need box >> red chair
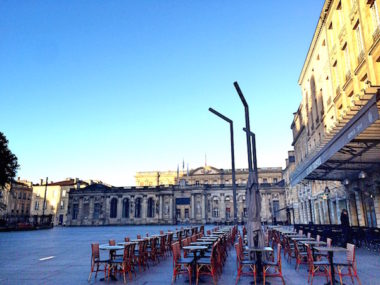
[171,242,193,284]
[336,243,362,285]
[88,243,109,281]
[306,244,330,285]
[196,245,218,285]
[108,244,132,284]
[263,243,285,285]
[294,240,308,270]
[234,243,256,285]
[124,237,130,242]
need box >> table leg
[251,252,270,285]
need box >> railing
[373,26,380,42]
[336,86,341,98]
[357,50,365,65]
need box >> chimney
[40,179,44,185]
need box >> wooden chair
[294,240,308,270]
[108,244,131,284]
[196,245,218,285]
[336,243,362,285]
[234,243,256,285]
[306,244,330,285]
[171,242,193,284]
[263,243,285,285]
[88,243,109,282]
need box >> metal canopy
[290,89,380,186]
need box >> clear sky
[0,0,324,186]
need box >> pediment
[190,166,221,176]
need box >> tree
[0,132,19,211]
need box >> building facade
[290,0,380,227]
[66,183,287,226]
[30,178,89,226]
[66,166,287,226]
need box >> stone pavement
[0,226,379,285]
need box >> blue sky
[0,0,324,186]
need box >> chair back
[122,244,130,261]
[146,232,149,237]
[346,243,355,264]
[91,243,100,261]
[276,243,282,270]
[125,237,130,242]
[160,230,164,235]
[316,234,321,242]
[137,234,141,239]
[109,240,116,246]
[207,230,211,235]
[327,238,332,247]
[306,244,314,270]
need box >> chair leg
[88,270,92,282]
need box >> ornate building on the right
[290,0,380,227]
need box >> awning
[290,88,380,186]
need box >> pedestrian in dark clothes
[341,209,351,247]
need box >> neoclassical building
[66,166,287,226]
[290,0,380,227]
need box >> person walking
[340,209,350,247]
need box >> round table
[245,247,273,285]
[99,245,124,281]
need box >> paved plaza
[0,226,379,285]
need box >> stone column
[313,200,319,224]
[335,195,340,225]
[355,192,366,226]
[78,197,84,224]
[202,193,206,223]
[159,195,163,220]
[190,194,195,221]
[318,200,323,224]
[89,197,94,224]
[374,192,380,228]
[117,197,123,220]
[142,196,147,221]
[220,196,225,222]
[169,195,173,223]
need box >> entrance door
[59,214,63,225]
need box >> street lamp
[208,107,238,226]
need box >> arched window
[147,197,154,218]
[135,198,142,218]
[110,198,118,218]
[122,198,129,218]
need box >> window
[263,178,268,183]
[23,193,26,200]
[110,198,118,218]
[176,209,181,219]
[62,190,66,197]
[72,204,79,220]
[212,207,219,218]
[371,1,380,31]
[34,201,39,211]
[274,178,278,183]
[185,209,189,219]
[243,208,247,217]
[18,192,22,199]
[273,200,280,220]
[93,203,101,219]
[226,207,231,219]
[122,198,130,218]
[344,44,351,74]
[135,198,142,218]
[60,201,64,210]
[147,197,154,218]
[355,22,364,56]
[195,181,200,186]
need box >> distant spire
[187,163,189,176]
[205,153,207,167]
[177,164,179,184]
[182,158,185,171]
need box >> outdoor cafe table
[99,244,124,281]
[291,237,315,242]
[299,241,326,259]
[182,245,208,280]
[314,246,347,285]
[245,246,273,284]
[117,241,137,246]
[190,241,213,247]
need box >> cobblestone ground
[0,226,379,285]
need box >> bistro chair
[88,243,109,282]
[171,242,193,284]
[147,237,159,264]
[109,240,116,246]
[294,240,308,270]
[108,244,131,284]
[234,243,256,285]
[335,243,362,285]
[263,243,285,285]
[306,244,330,285]
[196,244,218,285]
[125,237,130,242]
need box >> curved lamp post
[208,107,238,225]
